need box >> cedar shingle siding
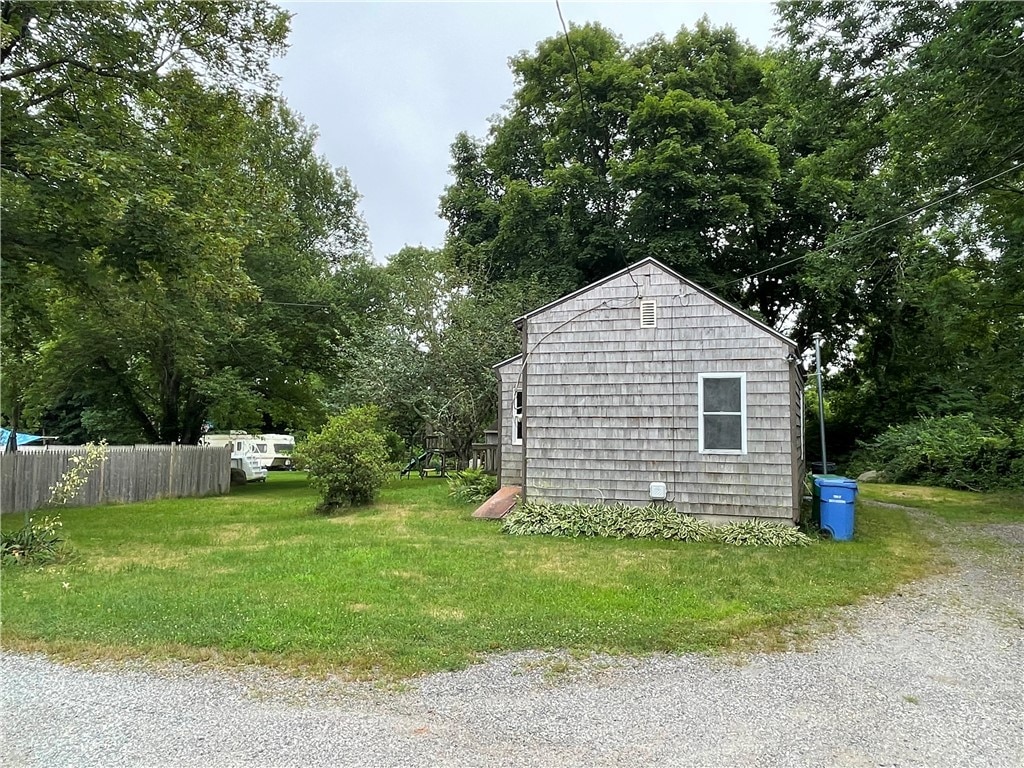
[494,258,803,523]
[495,356,523,487]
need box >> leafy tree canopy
[332,247,554,465]
[777,0,1024,435]
[1,1,376,444]
[439,20,845,348]
[438,6,1022,456]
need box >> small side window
[512,389,523,445]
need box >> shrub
[502,500,810,547]
[294,405,390,512]
[381,429,408,467]
[448,467,498,504]
[855,415,1024,491]
[1,515,68,566]
[2,441,108,566]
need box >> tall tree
[2,1,375,443]
[777,0,1024,434]
[334,248,553,463]
[439,20,843,349]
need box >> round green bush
[294,405,390,512]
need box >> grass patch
[2,474,943,678]
[859,483,1024,524]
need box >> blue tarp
[0,428,45,447]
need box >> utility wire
[554,0,641,298]
[260,300,331,308]
[555,0,593,159]
[713,162,1022,291]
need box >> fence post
[169,443,176,498]
[98,449,107,504]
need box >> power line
[713,162,1022,291]
[555,0,589,136]
[260,300,331,308]
[553,0,641,297]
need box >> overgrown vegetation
[1,475,947,678]
[447,468,498,504]
[502,500,812,547]
[853,415,1024,492]
[293,406,389,512]
[43,441,110,507]
[1,515,67,566]
[1,441,108,566]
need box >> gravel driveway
[3,508,1022,767]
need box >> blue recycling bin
[814,476,858,540]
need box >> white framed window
[512,389,523,445]
[698,373,747,454]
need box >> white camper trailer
[201,431,258,455]
[259,433,296,470]
[230,453,267,483]
[201,432,266,482]
[201,431,294,471]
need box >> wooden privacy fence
[0,445,230,516]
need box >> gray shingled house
[493,257,804,524]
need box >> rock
[857,470,881,483]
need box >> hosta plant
[447,468,498,504]
[502,500,811,547]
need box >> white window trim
[698,372,747,455]
[511,388,523,446]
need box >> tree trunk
[179,389,208,445]
[99,357,160,442]
[4,397,22,454]
[158,380,181,443]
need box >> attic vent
[640,300,657,328]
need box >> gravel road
[3,509,1022,767]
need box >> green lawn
[1,474,974,678]
[858,483,1024,523]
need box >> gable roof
[513,257,796,348]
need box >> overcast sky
[271,1,780,262]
